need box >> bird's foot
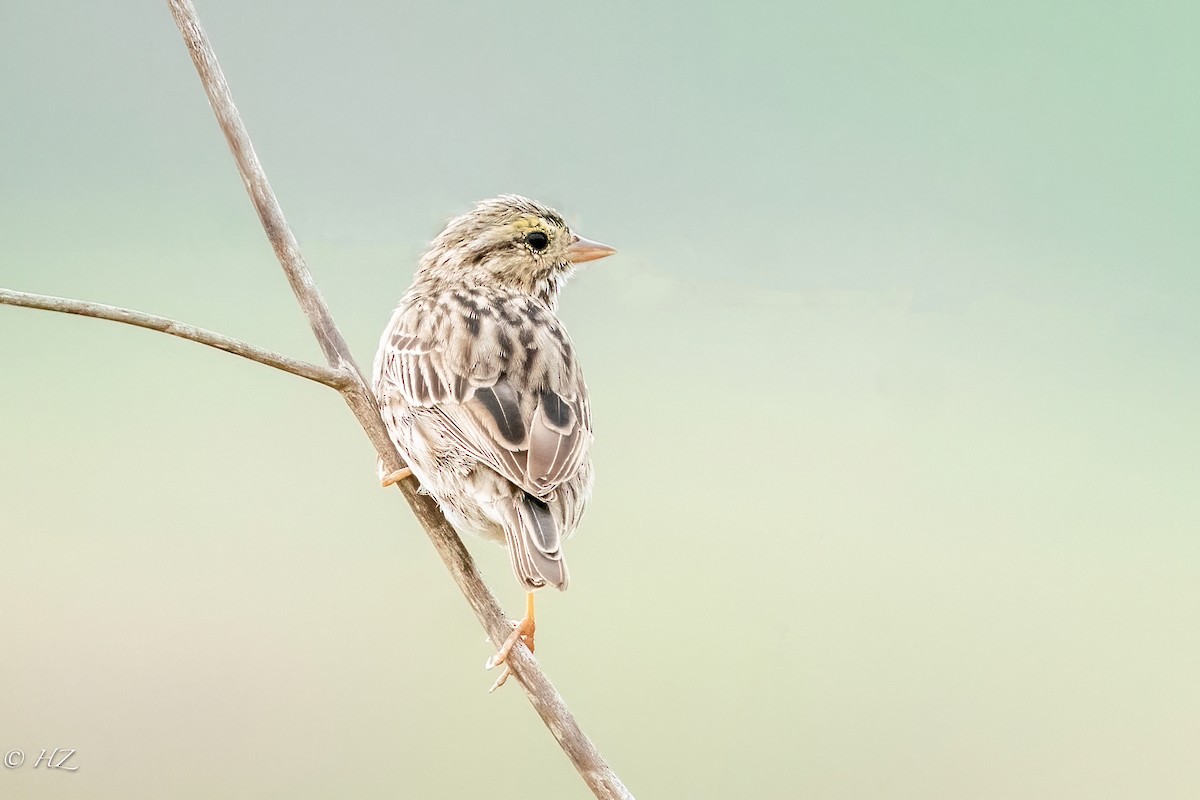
[380,467,412,487]
[485,614,536,693]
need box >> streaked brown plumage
[372,196,614,601]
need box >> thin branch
[166,2,634,798]
[0,287,350,389]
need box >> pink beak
[566,234,617,264]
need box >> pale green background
[2,1,1198,798]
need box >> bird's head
[418,195,615,304]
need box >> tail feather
[504,494,569,591]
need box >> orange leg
[486,592,536,692]
[380,467,413,487]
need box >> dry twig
[0,2,634,798]
[0,288,349,389]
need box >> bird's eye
[526,231,549,252]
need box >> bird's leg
[486,591,536,692]
[380,467,413,487]
[490,591,537,664]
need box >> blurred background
[2,1,1198,797]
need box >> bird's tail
[503,493,569,591]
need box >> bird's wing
[375,294,592,499]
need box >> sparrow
[372,195,615,688]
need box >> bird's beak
[566,234,616,264]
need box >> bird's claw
[488,665,513,693]
[484,616,535,692]
[380,467,412,487]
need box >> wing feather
[374,291,592,499]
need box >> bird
[371,195,615,689]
